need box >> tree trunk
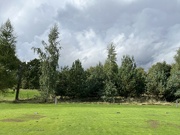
[55,96,57,105]
[15,65,22,101]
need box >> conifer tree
[0,19,19,91]
[103,43,118,102]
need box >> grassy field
[0,103,180,135]
[0,90,180,135]
[0,89,40,101]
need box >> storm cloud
[1,0,180,69]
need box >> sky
[0,0,180,69]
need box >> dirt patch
[147,120,160,129]
[0,114,45,123]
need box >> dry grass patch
[147,120,160,129]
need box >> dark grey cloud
[55,0,180,68]
[0,0,180,69]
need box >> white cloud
[0,0,180,69]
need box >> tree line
[0,19,180,102]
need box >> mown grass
[0,89,40,101]
[0,103,180,135]
[0,90,180,134]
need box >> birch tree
[33,24,61,102]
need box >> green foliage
[135,67,146,97]
[104,43,118,82]
[118,55,137,97]
[146,62,171,99]
[0,19,18,70]
[85,63,106,98]
[174,48,180,70]
[102,80,117,102]
[1,20,179,101]
[103,43,118,101]
[21,59,41,89]
[166,71,180,100]
[166,48,180,101]
[33,24,61,101]
[55,66,70,97]
[0,66,17,91]
[0,19,19,91]
[68,59,86,98]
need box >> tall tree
[0,19,19,92]
[146,62,171,99]
[104,43,118,82]
[135,67,146,97]
[174,48,180,70]
[86,62,106,98]
[118,55,137,97]
[166,48,180,101]
[33,24,61,102]
[103,43,118,102]
[68,59,86,98]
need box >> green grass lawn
[0,89,40,101]
[0,103,180,135]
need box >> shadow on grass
[0,98,44,104]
